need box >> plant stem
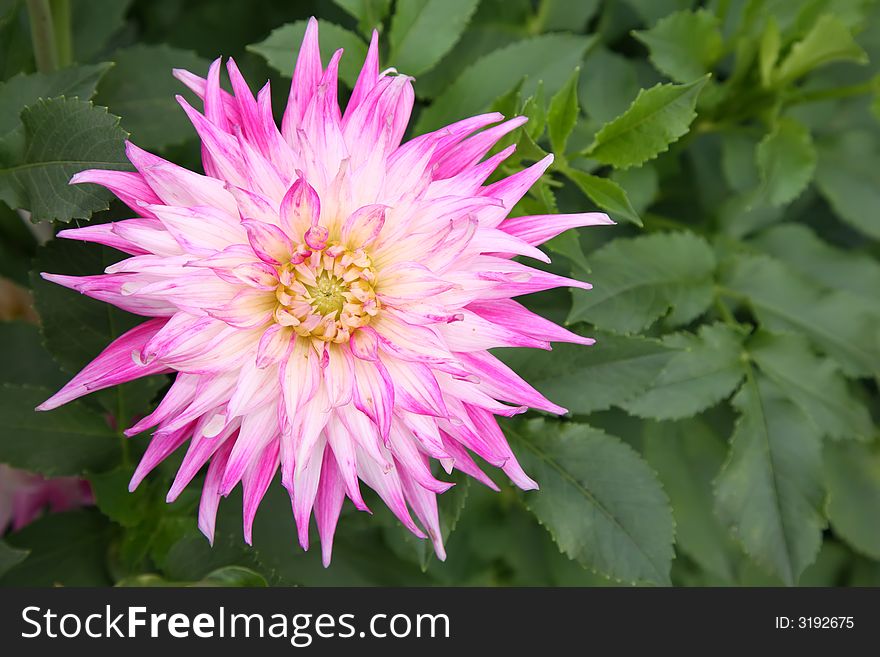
[49,0,72,68]
[785,78,879,106]
[26,0,58,73]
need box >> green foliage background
[1,0,879,587]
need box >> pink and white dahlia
[39,19,611,564]
[0,464,93,533]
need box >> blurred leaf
[389,0,479,77]
[0,510,114,586]
[95,45,209,151]
[0,98,129,223]
[0,63,111,142]
[720,131,760,193]
[71,0,133,63]
[756,119,816,206]
[750,223,880,314]
[496,331,675,415]
[563,167,642,225]
[644,419,739,581]
[333,0,390,36]
[772,14,868,85]
[248,20,367,88]
[0,0,33,80]
[824,441,880,559]
[535,0,600,32]
[622,323,747,421]
[416,33,593,133]
[0,540,28,578]
[580,48,639,123]
[505,418,675,585]
[633,9,723,83]
[568,232,716,332]
[623,0,694,25]
[610,163,658,214]
[723,254,880,377]
[0,384,120,476]
[414,25,520,99]
[814,131,880,240]
[0,201,36,284]
[0,321,64,388]
[715,374,825,586]
[547,67,579,156]
[749,331,874,441]
[586,76,708,169]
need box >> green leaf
[95,45,210,151]
[723,254,880,377]
[197,565,269,587]
[88,465,150,528]
[545,229,590,274]
[547,67,580,156]
[71,0,133,63]
[488,78,523,119]
[0,201,37,285]
[814,131,880,240]
[748,331,874,441]
[824,441,880,559]
[720,131,760,193]
[31,240,165,423]
[585,76,708,169]
[623,0,694,25]
[772,14,868,85]
[389,0,480,76]
[116,565,269,587]
[415,33,593,133]
[505,418,675,585]
[0,0,33,81]
[248,20,367,88]
[622,323,747,421]
[755,119,816,206]
[610,163,658,214]
[535,0,600,32]
[0,63,111,143]
[496,331,675,416]
[750,223,880,314]
[0,540,28,578]
[332,0,390,36]
[644,419,739,581]
[0,321,64,388]
[568,232,716,332]
[580,48,639,124]
[0,384,120,476]
[522,81,546,141]
[715,374,826,586]
[562,167,642,225]
[0,510,114,586]
[633,9,723,83]
[0,98,129,223]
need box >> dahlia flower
[0,464,93,533]
[39,19,611,564]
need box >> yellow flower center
[274,242,379,343]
